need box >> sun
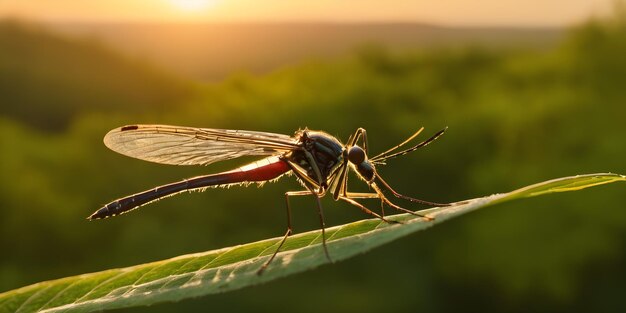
[168,0,217,12]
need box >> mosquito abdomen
[88,157,291,220]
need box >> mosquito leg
[313,194,332,263]
[339,196,399,224]
[370,184,434,221]
[257,190,312,275]
[347,128,367,151]
[375,174,451,207]
[358,128,369,154]
[340,192,387,219]
[257,228,292,275]
[343,191,432,220]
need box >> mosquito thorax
[286,130,344,188]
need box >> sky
[0,0,615,27]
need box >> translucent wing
[103,124,300,166]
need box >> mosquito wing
[103,124,300,166]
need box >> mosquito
[88,124,449,274]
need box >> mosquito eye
[348,146,366,164]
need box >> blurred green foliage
[1,8,625,313]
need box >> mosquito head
[347,146,375,182]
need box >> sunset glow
[0,0,615,26]
[168,0,217,12]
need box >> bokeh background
[1,1,625,312]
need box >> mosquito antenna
[371,127,447,163]
[370,127,424,161]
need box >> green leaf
[1,173,624,313]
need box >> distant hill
[0,20,564,131]
[48,22,564,80]
[0,20,192,131]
